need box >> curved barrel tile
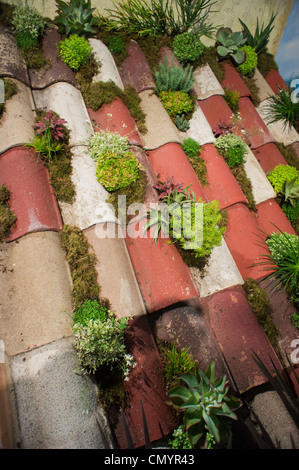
[153,305,230,387]
[87,97,143,146]
[146,142,207,202]
[256,198,297,237]
[243,146,276,204]
[0,27,29,85]
[29,27,77,89]
[159,46,180,67]
[190,237,244,298]
[59,146,116,231]
[238,96,275,149]
[256,98,299,146]
[264,69,289,94]
[0,231,72,355]
[252,68,274,103]
[83,223,146,319]
[223,203,272,280]
[222,62,252,99]
[200,144,248,209]
[289,142,299,161]
[118,40,155,93]
[33,82,93,146]
[198,95,233,130]
[139,90,182,149]
[185,105,216,146]
[200,285,283,394]
[0,147,63,241]
[0,79,35,155]
[193,64,224,100]
[125,217,199,313]
[88,38,124,90]
[113,315,178,448]
[252,143,288,174]
[130,146,159,206]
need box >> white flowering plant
[73,311,135,379]
[88,129,129,159]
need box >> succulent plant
[54,0,99,37]
[167,360,241,446]
[280,178,299,207]
[216,27,247,64]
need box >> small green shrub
[73,312,135,378]
[154,58,195,95]
[11,4,46,40]
[169,425,193,449]
[175,114,190,132]
[214,133,247,168]
[59,35,93,71]
[15,31,38,49]
[108,36,124,54]
[96,150,140,192]
[159,90,194,117]
[182,137,201,158]
[173,32,205,63]
[267,164,299,194]
[282,201,299,223]
[73,299,107,327]
[88,130,129,159]
[238,45,258,75]
[26,135,63,164]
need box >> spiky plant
[263,87,299,131]
[154,57,195,95]
[239,12,277,55]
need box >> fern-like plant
[154,58,195,95]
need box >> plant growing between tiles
[0,184,17,241]
[0,78,18,119]
[59,35,93,71]
[54,0,99,37]
[181,138,209,187]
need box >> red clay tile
[265,69,288,94]
[198,95,233,130]
[0,147,63,241]
[159,46,180,67]
[125,217,199,313]
[152,304,230,386]
[222,62,252,99]
[256,199,297,237]
[257,278,299,361]
[87,97,143,146]
[200,143,248,209]
[118,40,155,92]
[112,315,178,448]
[238,96,275,149]
[29,27,77,89]
[200,285,283,393]
[252,143,287,174]
[223,203,271,280]
[146,143,207,202]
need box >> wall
[4,0,294,55]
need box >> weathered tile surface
[89,38,124,89]
[264,69,288,94]
[193,64,224,100]
[184,105,216,146]
[0,79,35,155]
[243,146,276,204]
[29,27,77,89]
[198,95,233,131]
[252,143,288,174]
[238,96,275,149]
[0,147,63,241]
[0,27,29,85]
[222,62,252,99]
[118,40,155,92]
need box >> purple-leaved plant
[34,110,67,141]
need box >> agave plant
[216,27,247,64]
[54,0,99,37]
[167,360,241,446]
[239,12,277,55]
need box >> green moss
[243,278,280,356]
[231,164,257,211]
[187,154,209,187]
[223,88,239,113]
[275,142,299,171]
[107,169,147,224]
[59,225,105,308]
[96,29,130,67]
[0,184,17,241]
[75,55,100,86]
[131,34,173,73]
[0,78,18,119]
[20,43,50,70]
[81,80,147,134]
[240,72,261,106]
[257,52,279,78]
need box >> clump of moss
[59,225,102,308]
[0,78,18,118]
[223,88,239,113]
[231,164,257,211]
[0,184,17,241]
[80,80,147,134]
[20,42,50,70]
[275,142,299,171]
[257,52,279,78]
[107,169,147,225]
[243,278,280,354]
[240,72,261,107]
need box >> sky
[275,0,299,83]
